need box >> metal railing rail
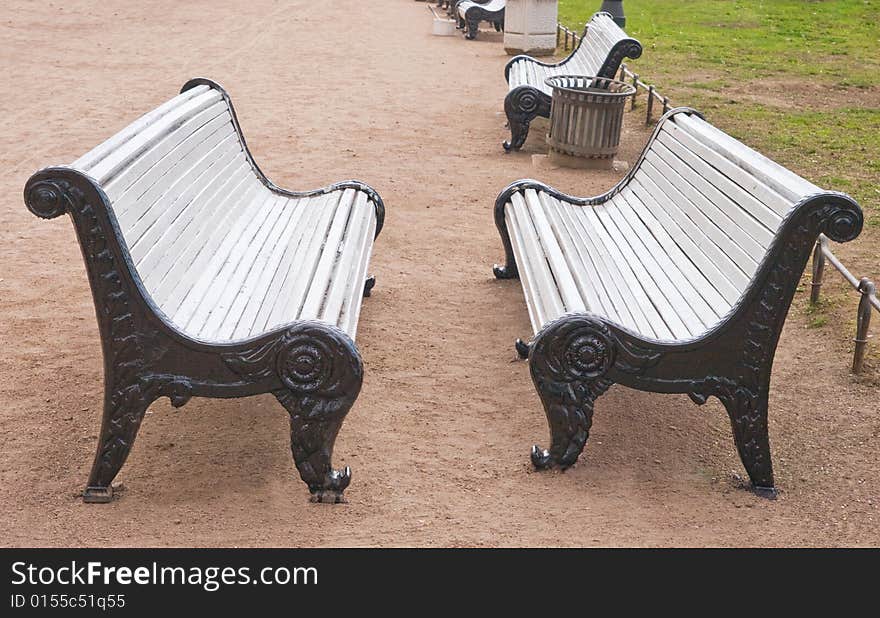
[556,24,669,125]
[810,234,878,373]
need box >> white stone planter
[432,17,457,36]
[503,0,558,56]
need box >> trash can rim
[544,75,636,98]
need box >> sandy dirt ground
[1,1,877,547]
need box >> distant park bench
[456,0,505,40]
[503,12,642,150]
[24,78,385,504]
[492,107,863,497]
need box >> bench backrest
[67,83,274,309]
[573,12,641,78]
[70,83,256,271]
[478,0,505,11]
[620,109,822,302]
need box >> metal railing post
[646,85,655,124]
[810,238,826,305]
[854,278,875,374]
[631,73,639,109]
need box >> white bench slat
[230,197,310,340]
[320,192,372,325]
[72,85,210,172]
[248,195,326,336]
[87,90,224,185]
[526,190,587,314]
[182,192,282,338]
[262,193,341,333]
[339,207,377,339]
[126,135,242,262]
[548,199,623,324]
[299,189,358,321]
[166,183,269,323]
[600,197,704,337]
[115,113,238,232]
[564,203,643,334]
[649,140,768,262]
[655,128,780,241]
[628,176,742,306]
[135,151,248,274]
[641,156,755,286]
[662,119,789,224]
[506,202,543,333]
[562,200,640,330]
[675,114,820,205]
[195,193,290,340]
[614,189,725,324]
[510,192,567,327]
[145,168,256,305]
[576,204,671,340]
[211,196,304,341]
[104,105,231,205]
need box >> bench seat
[503,12,642,150]
[25,78,385,504]
[493,107,863,497]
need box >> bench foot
[493,263,518,279]
[503,87,550,151]
[751,485,778,500]
[271,322,363,503]
[515,338,530,359]
[363,276,376,298]
[83,486,114,503]
[309,468,351,504]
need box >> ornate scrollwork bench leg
[689,382,774,498]
[527,317,621,469]
[85,373,192,503]
[225,322,362,504]
[465,14,480,39]
[503,86,551,151]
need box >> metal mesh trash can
[544,75,635,169]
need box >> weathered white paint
[502,113,820,342]
[67,88,378,343]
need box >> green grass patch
[559,0,880,86]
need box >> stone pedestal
[503,0,558,56]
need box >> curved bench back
[622,109,823,303]
[70,84,259,287]
[572,12,641,78]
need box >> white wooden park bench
[492,107,864,497]
[24,78,385,504]
[456,0,505,40]
[503,12,642,150]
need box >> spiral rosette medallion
[818,197,863,243]
[562,330,615,380]
[24,178,74,219]
[515,88,540,115]
[531,316,617,384]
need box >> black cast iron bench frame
[492,108,863,497]
[24,78,386,504]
